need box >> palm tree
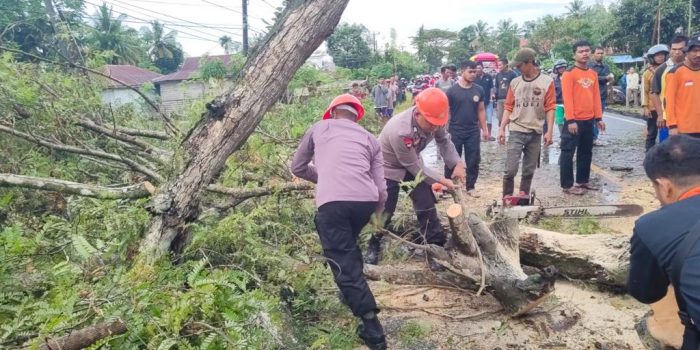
[88,4,144,65]
[142,21,183,73]
[218,35,240,55]
[473,20,491,51]
[566,0,585,17]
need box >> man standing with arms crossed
[291,94,387,350]
[475,62,496,140]
[365,88,466,271]
[495,58,518,128]
[666,34,700,138]
[589,47,613,146]
[446,60,490,197]
[498,48,555,201]
[560,40,605,196]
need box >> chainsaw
[485,190,644,223]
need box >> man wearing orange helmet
[291,94,388,350]
[365,87,466,271]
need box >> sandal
[576,183,599,190]
[563,187,585,195]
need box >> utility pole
[689,0,693,36]
[242,0,249,55]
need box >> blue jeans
[485,102,494,124]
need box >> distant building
[101,65,161,107]
[307,47,335,71]
[153,55,235,114]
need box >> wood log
[37,320,127,350]
[518,226,630,291]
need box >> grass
[398,320,432,347]
[536,216,602,235]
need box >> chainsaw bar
[487,203,644,220]
[541,204,644,218]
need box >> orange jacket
[665,64,700,133]
[561,66,603,121]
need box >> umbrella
[470,52,499,62]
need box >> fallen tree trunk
[366,181,556,316]
[37,320,127,350]
[140,0,350,258]
[518,226,630,291]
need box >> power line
[102,0,248,38]
[82,2,223,42]
[259,0,278,10]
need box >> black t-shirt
[495,70,517,100]
[475,74,494,103]
[446,83,484,136]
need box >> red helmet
[323,94,365,121]
[414,87,449,126]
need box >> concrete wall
[101,88,143,107]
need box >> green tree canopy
[141,21,183,74]
[326,23,372,69]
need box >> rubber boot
[357,312,387,350]
[364,235,381,265]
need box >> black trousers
[446,131,481,190]
[314,201,378,317]
[560,119,594,189]
[646,111,659,152]
[384,173,445,246]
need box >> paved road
[422,109,652,206]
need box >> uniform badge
[402,136,414,148]
[473,95,480,102]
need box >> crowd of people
[291,33,700,350]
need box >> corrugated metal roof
[103,65,162,88]
[152,55,233,83]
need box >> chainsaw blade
[541,204,643,218]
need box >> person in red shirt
[560,40,606,195]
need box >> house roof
[152,55,233,83]
[610,55,644,64]
[102,65,162,88]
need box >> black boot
[357,312,387,350]
[364,235,382,265]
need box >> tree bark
[518,226,630,291]
[37,320,127,350]
[140,0,350,258]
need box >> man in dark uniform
[628,135,700,350]
[475,62,495,139]
[588,47,613,146]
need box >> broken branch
[37,319,127,350]
[76,119,171,160]
[0,173,155,199]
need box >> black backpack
[671,221,700,349]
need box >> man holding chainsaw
[628,135,700,350]
[498,48,555,203]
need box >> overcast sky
[84,0,613,57]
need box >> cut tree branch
[207,182,313,200]
[0,45,179,136]
[0,173,155,199]
[76,118,171,160]
[0,123,164,183]
[110,126,170,140]
[37,320,127,350]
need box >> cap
[686,33,700,52]
[334,104,358,116]
[510,48,538,68]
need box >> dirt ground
[363,112,660,349]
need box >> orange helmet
[414,87,449,126]
[323,94,365,121]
